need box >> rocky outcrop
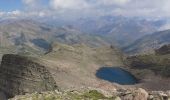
[0,54,58,98]
[155,44,170,55]
[126,56,152,69]
[126,53,170,77]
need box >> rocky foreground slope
[10,88,170,100]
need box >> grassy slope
[10,89,117,100]
[126,54,170,77]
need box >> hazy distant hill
[0,18,167,56]
[37,16,165,47]
[0,19,109,57]
[123,29,170,55]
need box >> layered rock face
[0,54,58,98]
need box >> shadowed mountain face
[126,53,170,77]
[123,29,170,55]
[155,44,170,55]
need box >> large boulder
[121,88,148,100]
[0,54,58,98]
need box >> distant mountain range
[35,16,166,47]
[123,29,170,54]
[0,17,169,56]
[69,16,166,47]
[0,19,109,57]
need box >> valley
[0,19,170,100]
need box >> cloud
[1,0,170,19]
[22,0,38,6]
[10,10,21,15]
[23,0,35,4]
[0,10,50,19]
[98,0,131,6]
[0,10,22,19]
[47,0,170,19]
[159,21,170,31]
[95,0,170,18]
[50,0,89,10]
[22,0,44,10]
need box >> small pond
[31,39,51,51]
[96,67,138,85]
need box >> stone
[115,96,121,100]
[0,91,7,100]
[148,95,154,100]
[166,91,170,96]
[133,88,148,100]
[123,94,134,100]
[159,92,168,100]
[121,88,148,100]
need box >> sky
[0,1,23,11]
[0,0,170,19]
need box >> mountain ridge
[123,29,170,55]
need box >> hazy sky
[0,0,170,19]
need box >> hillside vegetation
[126,44,170,77]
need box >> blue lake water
[31,39,51,51]
[96,67,138,85]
